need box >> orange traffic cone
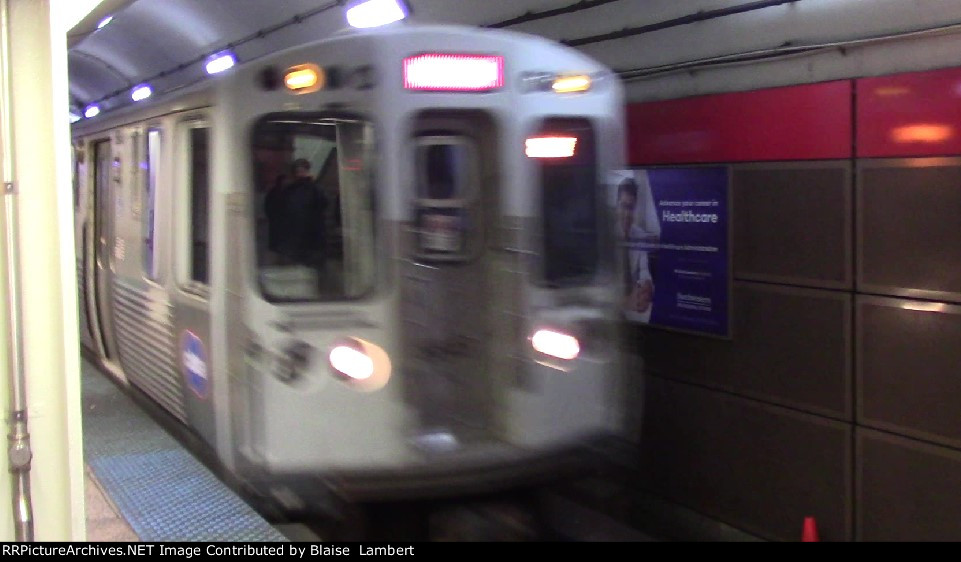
[802,516,820,542]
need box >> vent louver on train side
[112,279,187,423]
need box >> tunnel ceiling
[67,0,961,117]
[70,0,789,115]
[67,0,594,114]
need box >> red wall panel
[627,81,853,165]
[857,67,961,158]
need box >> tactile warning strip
[82,361,287,542]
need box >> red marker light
[531,329,580,360]
[525,136,578,158]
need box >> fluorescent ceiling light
[346,0,409,29]
[131,84,152,102]
[206,52,236,75]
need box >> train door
[400,111,498,446]
[87,138,120,365]
[171,118,216,444]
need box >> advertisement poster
[614,167,730,337]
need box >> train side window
[130,131,141,219]
[416,141,471,200]
[178,122,210,288]
[252,114,375,302]
[93,139,112,254]
[534,117,599,286]
[72,144,83,210]
[144,129,161,281]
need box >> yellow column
[0,0,86,541]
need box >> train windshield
[537,118,600,286]
[252,115,375,302]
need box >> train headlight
[328,338,392,391]
[531,329,580,361]
[329,344,374,380]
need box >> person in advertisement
[615,170,661,323]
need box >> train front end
[226,24,628,505]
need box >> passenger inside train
[255,118,370,301]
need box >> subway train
[72,22,628,512]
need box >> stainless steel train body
[73,22,627,504]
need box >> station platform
[79,357,755,543]
[81,359,298,542]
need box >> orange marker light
[284,64,324,93]
[552,74,591,93]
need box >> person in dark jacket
[265,158,327,265]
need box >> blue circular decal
[181,330,210,399]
